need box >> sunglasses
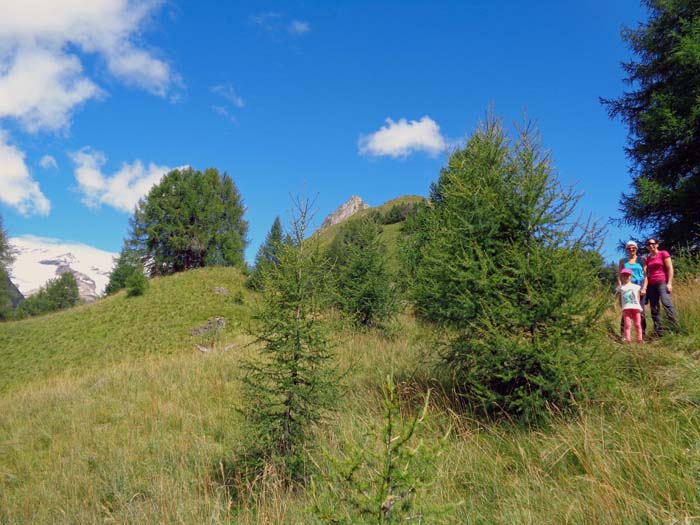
[646,242,658,246]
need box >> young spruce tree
[408,113,607,422]
[105,247,141,295]
[327,218,396,328]
[248,215,285,291]
[240,198,336,482]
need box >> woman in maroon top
[641,238,679,336]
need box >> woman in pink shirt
[641,238,678,336]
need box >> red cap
[619,268,632,276]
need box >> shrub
[125,271,148,297]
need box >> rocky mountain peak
[320,196,369,230]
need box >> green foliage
[327,218,396,328]
[367,202,417,226]
[0,269,13,321]
[311,376,446,524]
[125,270,149,297]
[14,273,80,320]
[381,202,416,225]
[602,0,700,249]
[598,259,620,291]
[248,216,286,291]
[239,199,336,482]
[405,112,608,422]
[0,214,15,320]
[673,245,700,280]
[127,167,248,277]
[105,248,141,295]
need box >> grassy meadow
[1,268,700,523]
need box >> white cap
[625,240,638,248]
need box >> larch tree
[405,112,608,422]
[602,0,700,249]
[239,198,336,482]
[126,167,248,276]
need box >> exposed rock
[189,317,226,337]
[320,195,369,230]
[53,264,99,302]
[3,273,24,308]
[212,286,230,295]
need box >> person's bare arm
[665,256,674,293]
[641,257,648,296]
[618,258,624,286]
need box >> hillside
[1,268,700,523]
[0,267,252,394]
[313,194,425,270]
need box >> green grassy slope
[1,267,700,523]
[312,194,425,271]
[0,267,252,394]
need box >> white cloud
[0,131,50,216]
[0,0,175,132]
[0,46,102,132]
[0,1,176,217]
[39,154,58,170]
[289,20,311,35]
[70,148,172,213]
[359,116,448,158]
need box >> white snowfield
[9,235,117,297]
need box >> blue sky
[0,0,647,264]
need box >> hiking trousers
[646,282,678,336]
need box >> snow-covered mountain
[9,236,117,301]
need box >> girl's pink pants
[623,309,643,343]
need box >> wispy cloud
[0,131,50,216]
[40,155,58,170]
[70,148,175,213]
[211,83,245,109]
[211,83,245,123]
[288,20,311,35]
[359,116,448,158]
[0,0,177,216]
[250,12,311,37]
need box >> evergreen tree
[311,376,443,524]
[239,198,336,482]
[105,247,141,295]
[406,113,607,422]
[327,218,396,328]
[127,167,248,276]
[0,214,15,319]
[602,0,700,248]
[248,216,285,290]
